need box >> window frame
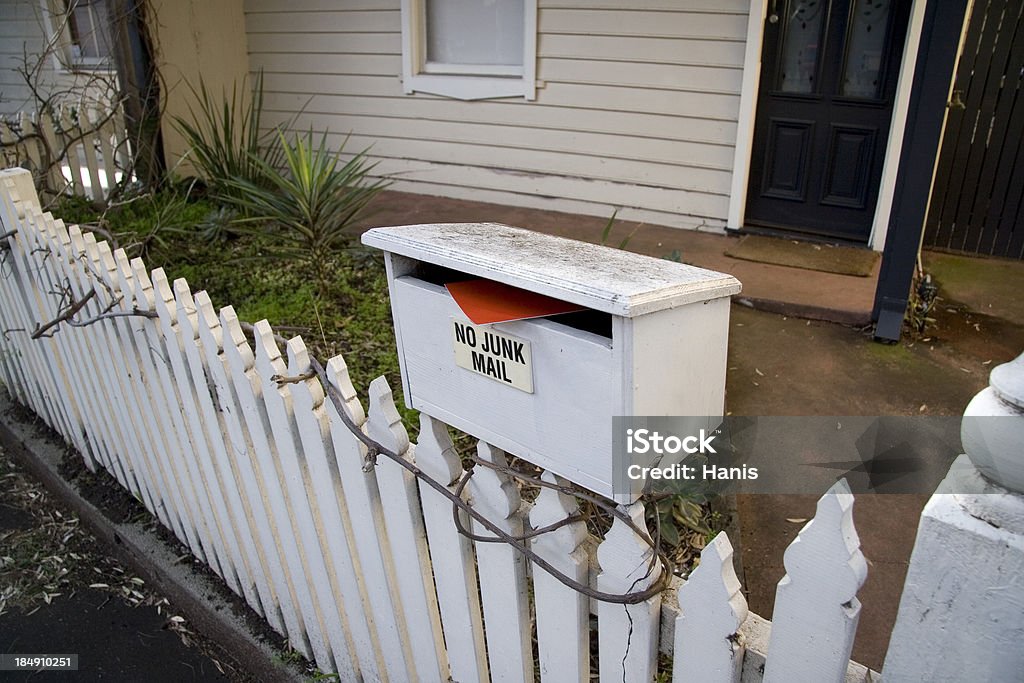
[400,0,537,101]
[42,0,116,73]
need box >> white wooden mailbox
[362,223,741,499]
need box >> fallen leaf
[755,368,765,376]
[786,518,808,523]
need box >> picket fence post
[529,472,589,683]
[366,377,448,683]
[597,500,662,682]
[674,532,746,682]
[416,414,490,683]
[763,479,866,683]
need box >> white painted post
[469,440,534,683]
[415,414,489,683]
[114,250,205,557]
[323,357,415,682]
[883,352,1024,682]
[128,259,218,569]
[596,500,662,683]
[251,320,353,678]
[366,376,447,682]
[673,532,746,683]
[173,281,265,615]
[763,480,866,683]
[529,471,589,683]
[219,307,315,660]
[190,291,284,626]
[284,336,384,682]
[150,268,240,591]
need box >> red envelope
[445,279,585,325]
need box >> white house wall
[0,0,114,117]
[244,0,751,230]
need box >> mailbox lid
[362,223,741,318]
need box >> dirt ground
[725,295,1024,670]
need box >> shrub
[173,72,287,201]
[221,130,390,296]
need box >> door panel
[821,125,875,208]
[746,0,912,242]
[762,119,815,201]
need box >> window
[401,0,537,100]
[45,0,115,70]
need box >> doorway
[745,0,912,242]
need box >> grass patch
[50,191,416,428]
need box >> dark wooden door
[746,0,912,242]
[923,0,1024,259]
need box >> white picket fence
[0,105,129,203]
[0,165,1018,683]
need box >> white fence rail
[1,106,129,203]
[1,166,1021,682]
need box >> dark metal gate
[923,0,1024,259]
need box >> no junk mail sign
[452,319,533,393]
[361,222,741,500]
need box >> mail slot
[362,223,742,499]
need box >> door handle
[948,89,966,110]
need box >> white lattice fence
[0,166,887,682]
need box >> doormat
[725,235,880,277]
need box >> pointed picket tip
[51,217,73,250]
[95,239,118,278]
[81,234,105,277]
[252,319,287,378]
[597,500,660,585]
[781,477,866,600]
[415,413,461,486]
[530,471,579,528]
[150,267,175,310]
[679,532,747,624]
[530,471,587,550]
[324,356,365,426]
[110,246,133,280]
[129,257,153,289]
[366,376,409,455]
[219,307,256,372]
[172,280,199,340]
[193,292,224,349]
[67,222,87,256]
[467,440,520,524]
[286,336,324,408]
[112,247,133,283]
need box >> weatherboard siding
[244,0,750,230]
[0,0,114,117]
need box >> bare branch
[31,288,95,338]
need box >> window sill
[403,73,535,101]
[58,61,116,75]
